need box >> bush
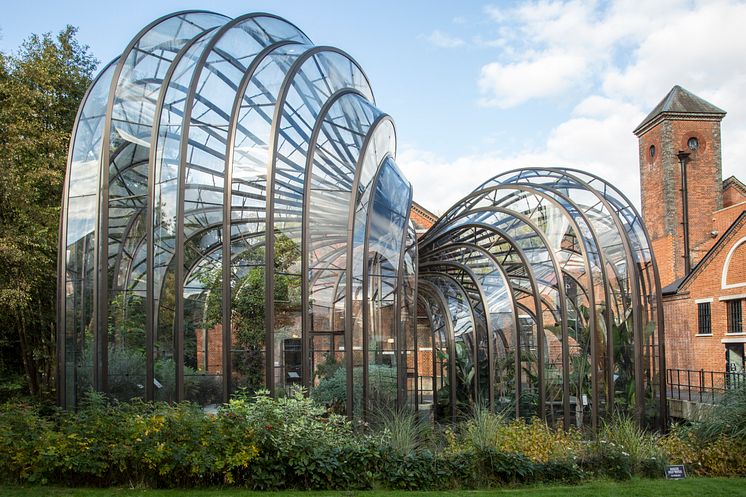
[662,424,746,477]
[581,440,634,481]
[372,405,431,455]
[226,388,377,490]
[592,414,666,478]
[494,418,582,463]
[461,407,504,452]
[378,449,439,490]
[660,387,746,478]
[0,394,259,486]
[4,393,711,489]
[0,402,59,483]
[479,448,537,484]
[536,458,585,484]
[696,385,746,442]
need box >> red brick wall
[663,218,746,373]
[725,239,746,286]
[639,118,723,286]
[713,203,746,235]
[196,324,223,373]
[723,183,746,208]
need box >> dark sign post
[665,465,686,479]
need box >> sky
[1,0,745,214]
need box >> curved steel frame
[57,11,664,430]
[57,11,414,416]
[417,167,665,428]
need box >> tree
[0,26,97,398]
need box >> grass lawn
[2,478,745,497]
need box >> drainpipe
[677,151,691,275]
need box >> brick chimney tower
[634,85,726,286]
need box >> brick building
[634,85,746,380]
[410,201,438,237]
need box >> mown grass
[2,478,745,497]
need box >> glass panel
[178,15,309,405]
[423,210,564,422]
[105,12,229,401]
[365,159,411,412]
[151,27,224,401]
[62,59,118,407]
[423,275,476,417]
[349,119,396,416]
[268,50,374,394]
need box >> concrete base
[668,398,714,421]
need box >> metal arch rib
[264,45,376,396]
[422,240,529,416]
[100,10,229,395]
[57,56,120,408]
[145,26,222,401]
[424,203,572,427]
[417,281,458,420]
[342,114,395,417]
[437,183,607,428]
[300,87,368,391]
[177,15,309,402]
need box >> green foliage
[312,364,397,413]
[377,449,440,490]
[694,384,746,442]
[0,26,96,397]
[661,388,746,477]
[461,406,505,452]
[373,405,431,455]
[536,458,585,484]
[224,389,378,490]
[1,392,727,489]
[598,414,665,474]
[583,440,634,481]
[0,397,260,487]
[579,415,666,480]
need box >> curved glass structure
[57,11,414,416]
[58,11,664,429]
[416,168,665,428]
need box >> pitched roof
[723,175,746,195]
[633,85,726,135]
[411,201,437,223]
[672,210,746,295]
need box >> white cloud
[399,95,644,213]
[405,1,746,212]
[478,51,587,107]
[422,30,465,48]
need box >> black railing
[667,368,746,404]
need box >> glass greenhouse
[58,10,666,428]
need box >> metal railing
[667,368,746,404]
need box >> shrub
[0,402,60,483]
[461,406,504,452]
[372,405,431,455]
[536,458,585,484]
[225,388,377,490]
[0,395,260,487]
[582,440,634,481]
[494,418,582,463]
[479,448,536,484]
[694,384,746,442]
[662,423,746,477]
[659,385,746,477]
[378,449,439,490]
[595,414,665,478]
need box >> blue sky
[2,0,745,213]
